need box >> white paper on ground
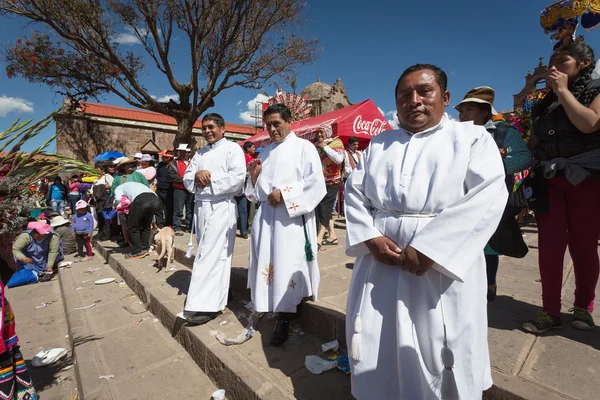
[304,355,338,375]
[31,348,68,367]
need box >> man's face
[395,69,450,133]
[265,113,291,143]
[349,141,359,152]
[178,150,188,160]
[107,166,116,175]
[202,119,226,144]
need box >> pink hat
[76,200,88,210]
[27,221,52,235]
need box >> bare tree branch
[0,0,320,146]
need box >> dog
[151,224,175,272]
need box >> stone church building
[300,78,352,117]
[499,57,549,120]
[55,99,258,162]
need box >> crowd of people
[3,39,599,400]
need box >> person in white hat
[181,113,246,324]
[137,154,157,190]
[50,215,76,255]
[344,64,507,399]
[170,143,193,234]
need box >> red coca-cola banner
[242,99,392,149]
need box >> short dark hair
[202,113,225,128]
[395,64,448,97]
[243,141,254,152]
[54,176,62,183]
[94,161,103,170]
[348,137,359,145]
[263,104,292,123]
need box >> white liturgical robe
[182,138,246,312]
[245,133,326,313]
[345,114,507,399]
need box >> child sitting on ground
[72,200,94,261]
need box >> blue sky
[2,0,600,152]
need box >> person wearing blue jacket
[72,200,94,261]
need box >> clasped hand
[195,170,211,188]
[365,236,434,276]
[267,189,282,207]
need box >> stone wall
[55,114,209,163]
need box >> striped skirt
[0,347,37,400]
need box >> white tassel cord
[349,312,363,362]
[185,212,196,259]
[439,274,460,400]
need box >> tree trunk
[174,118,196,150]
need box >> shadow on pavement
[26,354,74,392]
[165,270,191,296]
[488,295,599,351]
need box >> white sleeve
[210,144,247,197]
[323,145,344,164]
[280,144,327,218]
[183,154,199,193]
[344,144,384,257]
[410,132,508,282]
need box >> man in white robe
[345,64,507,399]
[245,104,326,345]
[182,113,246,324]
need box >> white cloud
[239,93,270,124]
[114,26,147,45]
[378,107,399,129]
[0,95,34,117]
[151,94,179,103]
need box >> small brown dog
[151,224,175,272]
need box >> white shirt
[114,182,155,205]
[343,149,362,177]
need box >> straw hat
[50,215,70,228]
[117,157,137,167]
[454,86,499,115]
[133,152,143,160]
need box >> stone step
[94,240,353,400]
[58,252,220,399]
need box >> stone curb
[172,245,349,348]
[58,263,97,400]
[94,241,295,400]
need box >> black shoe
[487,286,497,302]
[185,312,219,325]
[241,233,249,239]
[270,319,290,346]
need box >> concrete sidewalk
[58,253,219,399]
[6,272,77,399]
[169,218,599,400]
